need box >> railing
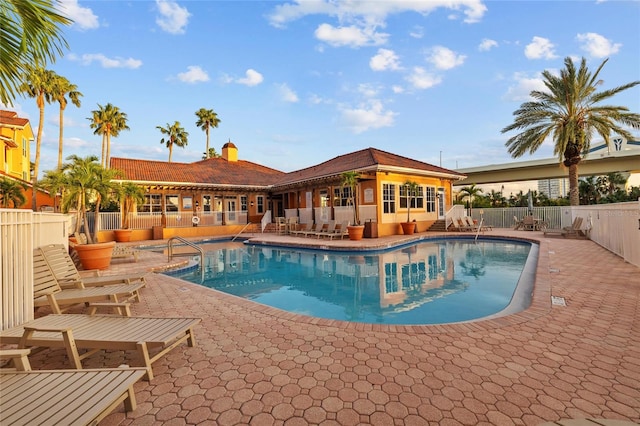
[261,210,272,233]
[167,236,205,281]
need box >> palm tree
[20,65,58,209]
[502,56,640,205]
[0,0,70,105]
[458,184,483,212]
[597,172,627,196]
[340,171,360,225]
[117,182,145,229]
[195,108,221,159]
[202,148,221,159]
[402,180,419,223]
[0,177,27,207]
[51,75,82,169]
[579,176,600,205]
[157,121,189,162]
[88,103,130,168]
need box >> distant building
[0,110,32,182]
[537,178,569,199]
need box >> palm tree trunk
[168,143,173,162]
[101,134,107,168]
[105,133,111,169]
[58,105,65,169]
[206,127,210,159]
[32,95,45,210]
[568,163,580,205]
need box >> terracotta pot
[113,229,132,242]
[401,222,416,235]
[73,241,115,270]
[347,225,365,241]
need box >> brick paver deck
[15,230,640,425]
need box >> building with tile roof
[110,143,466,238]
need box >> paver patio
[11,230,640,425]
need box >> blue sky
[6,0,640,178]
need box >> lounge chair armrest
[87,302,132,316]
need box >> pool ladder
[167,237,205,281]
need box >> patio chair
[33,248,145,314]
[543,217,584,238]
[0,313,201,381]
[301,222,324,237]
[313,220,336,238]
[452,218,473,232]
[324,221,350,240]
[275,217,287,234]
[465,216,491,231]
[39,243,147,289]
[0,349,146,424]
[290,221,312,236]
[521,215,536,231]
[513,216,523,230]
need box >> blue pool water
[167,238,535,325]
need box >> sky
[5,0,640,183]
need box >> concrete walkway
[23,230,640,425]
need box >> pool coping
[158,232,552,334]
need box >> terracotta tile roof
[0,110,29,128]
[273,147,466,186]
[110,157,285,187]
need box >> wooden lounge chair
[33,248,145,314]
[301,222,323,237]
[464,216,491,231]
[324,221,349,240]
[39,243,147,288]
[0,349,146,425]
[313,220,336,238]
[452,218,472,232]
[290,222,312,236]
[544,217,584,238]
[111,244,140,262]
[0,314,201,381]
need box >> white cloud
[576,32,621,58]
[370,48,401,71]
[236,69,264,86]
[276,83,299,102]
[155,0,190,35]
[426,46,466,70]
[67,53,142,69]
[340,99,396,134]
[357,83,380,98]
[406,67,442,90]
[267,1,487,28]
[58,0,99,30]
[392,85,404,94]
[524,36,557,60]
[409,26,424,39]
[177,66,209,83]
[314,23,388,47]
[503,72,547,102]
[478,38,498,52]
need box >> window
[333,186,352,207]
[202,195,212,212]
[240,196,247,211]
[384,263,398,294]
[382,184,396,214]
[425,187,436,213]
[256,196,264,213]
[319,190,329,207]
[22,137,27,156]
[165,195,179,212]
[400,185,424,209]
[140,194,161,213]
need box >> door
[437,188,445,219]
[227,200,236,223]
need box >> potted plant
[114,182,145,242]
[41,155,121,269]
[341,171,364,240]
[401,180,419,235]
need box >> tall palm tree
[157,121,189,162]
[502,56,640,205]
[20,65,58,209]
[88,103,130,168]
[0,0,71,105]
[195,108,221,159]
[597,172,627,196]
[0,176,27,207]
[51,75,82,169]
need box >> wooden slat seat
[39,243,146,288]
[33,248,145,314]
[0,367,146,425]
[0,314,201,380]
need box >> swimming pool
[166,238,536,325]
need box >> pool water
[168,238,534,325]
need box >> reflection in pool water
[169,238,533,325]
